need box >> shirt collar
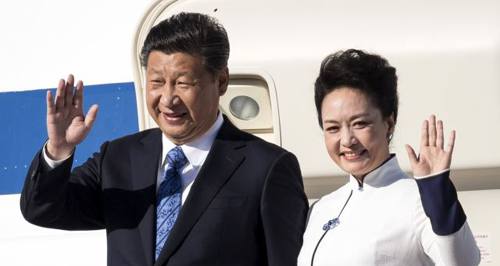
[161,112,224,168]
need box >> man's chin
[162,127,198,145]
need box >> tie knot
[167,146,188,171]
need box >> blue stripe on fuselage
[0,82,139,195]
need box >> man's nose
[159,84,179,107]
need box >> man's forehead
[146,52,203,74]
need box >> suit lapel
[131,129,162,266]
[156,119,246,264]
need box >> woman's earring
[388,133,393,140]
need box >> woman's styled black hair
[314,49,399,129]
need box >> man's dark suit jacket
[21,118,309,266]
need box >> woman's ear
[387,113,395,140]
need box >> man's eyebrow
[148,69,192,78]
[148,68,164,75]
[173,71,190,78]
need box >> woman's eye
[353,121,368,128]
[325,126,340,133]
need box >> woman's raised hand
[405,115,455,178]
[46,75,99,160]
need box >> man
[20,12,308,266]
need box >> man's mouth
[162,112,186,123]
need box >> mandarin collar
[348,154,406,191]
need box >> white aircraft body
[1,0,499,265]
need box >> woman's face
[321,87,394,179]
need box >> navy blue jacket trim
[416,171,466,235]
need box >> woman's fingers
[428,115,437,146]
[436,120,444,149]
[420,120,429,147]
[447,130,456,154]
[405,144,418,167]
[420,119,429,148]
[413,115,456,175]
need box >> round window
[229,96,260,121]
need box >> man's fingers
[420,120,429,148]
[55,78,65,110]
[65,74,75,107]
[405,144,419,167]
[447,130,456,154]
[84,104,99,128]
[428,115,437,146]
[74,80,84,112]
[436,120,444,149]
[46,90,55,115]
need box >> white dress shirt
[158,113,223,205]
[42,112,224,206]
[298,156,480,266]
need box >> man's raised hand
[46,75,98,160]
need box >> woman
[298,49,480,266]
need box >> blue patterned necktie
[155,146,187,260]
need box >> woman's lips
[341,150,366,161]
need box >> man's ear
[217,67,229,96]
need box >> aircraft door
[132,0,281,145]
